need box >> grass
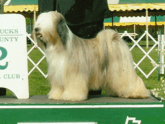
[7,40,165,99]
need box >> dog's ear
[57,14,68,47]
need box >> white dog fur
[33,11,150,101]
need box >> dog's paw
[122,90,151,99]
[48,89,63,100]
[61,90,87,101]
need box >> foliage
[26,18,34,25]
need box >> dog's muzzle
[34,27,42,39]
[34,27,47,48]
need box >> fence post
[158,31,164,81]
[160,35,165,75]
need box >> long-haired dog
[33,11,150,101]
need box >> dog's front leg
[61,74,88,101]
[48,81,64,100]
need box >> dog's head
[33,11,68,49]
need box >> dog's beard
[35,33,47,48]
[38,38,47,48]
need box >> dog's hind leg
[102,81,118,97]
[101,29,150,99]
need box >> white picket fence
[26,33,48,78]
[27,31,161,79]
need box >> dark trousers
[69,20,103,39]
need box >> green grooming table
[0,95,164,124]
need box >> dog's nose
[35,27,40,33]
